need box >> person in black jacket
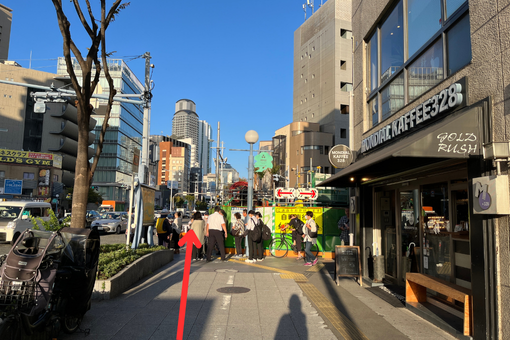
[283,214,304,260]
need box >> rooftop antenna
[302,4,307,21]
[307,0,314,14]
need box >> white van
[0,201,52,244]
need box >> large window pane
[380,0,404,83]
[447,14,471,76]
[381,73,404,120]
[408,38,444,102]
[407,0,442,58]
[369,96,379,128]
[446,0,467,19]
[367,33,378,92]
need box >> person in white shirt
[206,206,227,261]
[303,211,318,266]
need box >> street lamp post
[245,130,259,212]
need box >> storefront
[319,77,503,338]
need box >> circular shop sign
[328,144,353,169]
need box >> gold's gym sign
[0,149,62,169]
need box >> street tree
[51,0,129,228]
[185,194,196,210]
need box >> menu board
[335,246,362,286]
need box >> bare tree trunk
[71,104,92,229]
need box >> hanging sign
[328,145,353,168]
[254,152,273,172]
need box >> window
[340,129,347,139]
[367,33,378,92]
[381,73,404,120]
[340,60,347,70]
[305,79,308,83]
[0,171,4,178]
[408,38,444,102]
[341,82,352,92]
[23,172,35,180]
[407,0,442,59]
[380,0,404,83]
[447,14,471,76]
[301,145,324,154]
[325,146,330,154]
[369,96,379,128]
[312,46,315,51]
[341,29,352,39]
[446,0,467,18]
[341,105,349,115]
[366,0,470,128]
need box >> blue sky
[3,1,325,178]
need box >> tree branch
[89,0,121,180]
[71,0,94,40]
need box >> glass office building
[57,58,144,202]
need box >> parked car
[0,201,52,245]
[86,210,101,227]
[90,212,128,234]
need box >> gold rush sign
[361,80,465,153]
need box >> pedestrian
[254,212,265,261]
[282,214,304,260]
[338,215,350,245]
[231,212,245,257]
[206,206,227,262]
[303,211,318,266]
[245,210,258,263]
[202,211,209,259]
[190,211,205,261]
[156,210,171,248]
[170,212,182,254]
[242,209,249,257]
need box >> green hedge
[97,243,166,280]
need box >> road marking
[227,275,234,285]
[221,295,231,310]
[299,283,370,340]
[229,258,369,340]
[306,263,325,272]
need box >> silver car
[91,212,128,234]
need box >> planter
[93,249,174,300]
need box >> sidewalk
[59,251,457,340]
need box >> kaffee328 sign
[362,78,466,153]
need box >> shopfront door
[399,189,421,283]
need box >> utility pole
[215,122,220,206]
[140,52,152,185]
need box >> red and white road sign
[296,188,318,200]
[275,187,295,199]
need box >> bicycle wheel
[269,237,289,258]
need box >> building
[0,4,12,62]
[198,120,213,175]
[0,63,95,205]
[172,99,199,166]
[293,0,352,149]
[321,1,509,338]
[157,139,190,193]
[57,57,145,202]
[273,122,334,188]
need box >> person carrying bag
[303,211,318,266]
[231,212,245,257]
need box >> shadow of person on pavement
[276,294,308,339]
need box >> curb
[93,249,174,300]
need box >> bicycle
[268,224,318,258]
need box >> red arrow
[300,190,317,198]
[277,189,293,197]
[176,230,202,340]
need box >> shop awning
[319,105,485,188]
